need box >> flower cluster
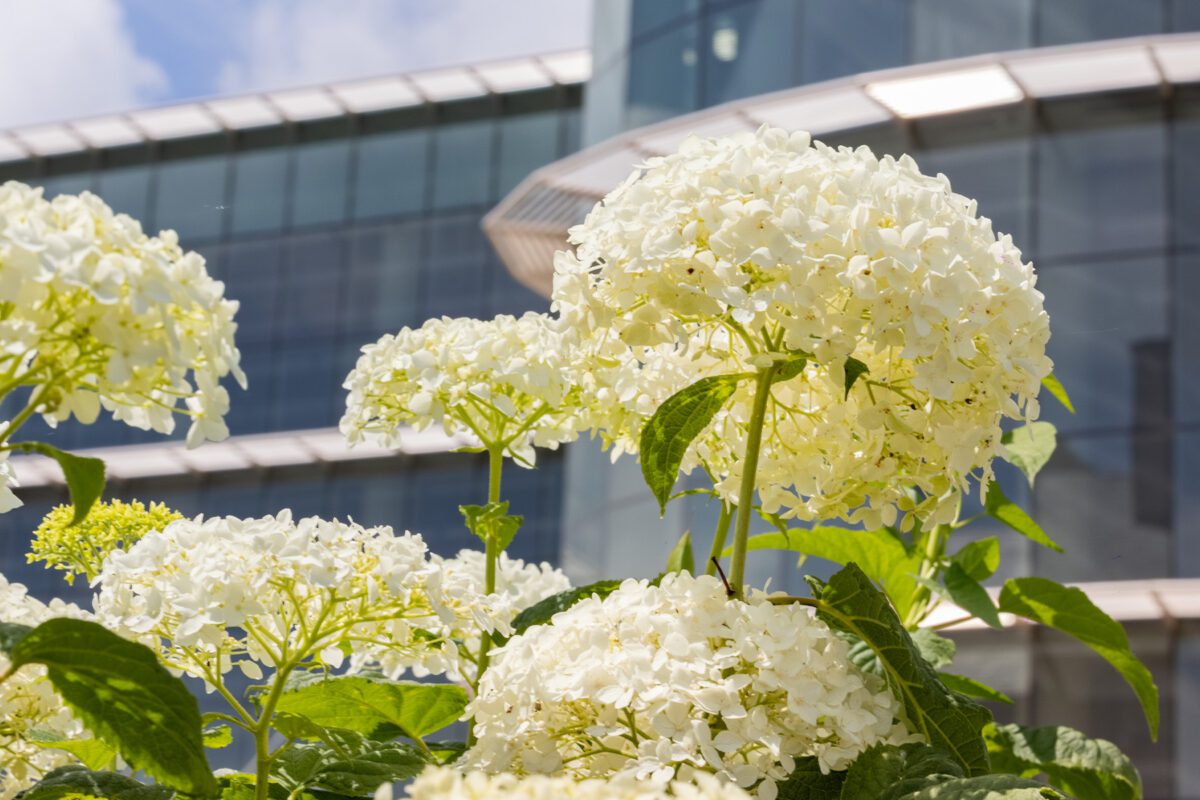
[465,572,914,798]
[0,181,244,449]
[0,575,90,798]
[92,511,458,685]
[399,767,751,800]
[341,313,581,464]
[553,126,1052,525]
[29,499,182,584]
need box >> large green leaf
[10,442,105,524]
[270,727,428,796]
[844,356,870,398]
[899,774,1066,799]
[986,723,1142,800]
[912,628,956,669]
[640,374,745,513]
[816,564,992,776]
[19,766,173,800]
[951,538,1001,582]
[840,742,964,800]
[998,578,1158,739]
[943,563,1002,629]
[775,756,845,800]
[274,676,467,742]
[1001,422,1057,488]
[938,673,1013,705]
[509,579,623,636]
[4,619,215,795]
[29,732,120,770]
[740,527,922,621]
[664,530,695,574]
[1041,373,1075,414]
[984,481,1062,553]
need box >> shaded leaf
[985,722,1141,800]
[1041,373,1074,414]
[951,538,1001,583]
[775,756,845,800]
[19,766,172,800]
[841,742,963,800]
[664,530,694,575]
[938,674,1013,705]
[944,563,1002,629]
[844,356,870,398]
[899,774,1066,799]
[29,732,120,770]
[202,724,234,749]
[1001,422,1057,488]
[999,578,1158,739]
[912,628,957,669]
[771,357,808,385]
[10,442,105,525]
[510,580,623,636]
[275,676,467,742]
[459,502,522,552]
[985,481,1062,553]
[270,727,428,796]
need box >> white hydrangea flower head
[92,511,461,686]
[341,313,582,465]
[430,548,570,682]
[0,444,20,513]
[0,574,90,798]
[0,181,245,450]
[554,126,1053,526]
[465,572,916,798]
[399,767,752,800]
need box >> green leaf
[664,530,694,575]
[951,538,1001,582]
[944,563,1002,629]
[840,742,963,800]
[270,727,428,796]
[985,722,1142,800]
[6,619,215,795]
[1001,422,1057,488]
[202,724,234,749]
[510,579,623,636]
[898,774,1067,799]
[739,527,922,621]
[10,442,105,525]
[844,356,870,398]
[775,756,845,799]
[912,628,957,669]
[815,564,992,776]
[426,740,467,766]
[938,673,1013,705]
[1041,373,1075,414]
[275,676,467,742]
[985,481,1062,553]
[639,374,745,514]
[29,732,120,770]
[459,502,523,551]
[771,357,808,385]
[19,766,174,800]
[998,578,1159,740]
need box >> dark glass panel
[354,128,429,220]
[631,0,698,37]
[155,154,227,242]
[626,21,699,129]
[276,231,344,342]
[269,340,340,431]
[917,137,1032,248]
[497,112,561,197]
[421,215,490,319]
[911,0,1033,61]
[1037,0,1164,45]
[343,222,423,340]
[702,0,798,106]
[801,0,907,83]
[1178,257,1200,425]
[230,149,288,235]
[292,139,351,227]
[96,165,152,223]
[432,120,493,210]
[37,172,94,199]
[407,459,487,557]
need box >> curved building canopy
[484,33,1200,295]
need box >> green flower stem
[705,501,733,577]
[254,665,293,800]
[902,522,952,629]
[468,443,506,744]
[0,383,49,446]
[728,368,774,599]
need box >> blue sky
[0,0,591,128]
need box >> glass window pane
[220,239,281,345]
[1036,123,1167,260]
[38,172,93,199]
[354,128,429,220]
[225,343,273,436]
[155,155,227,243]
[432,120,493,210]
[1174,0,1200,30]
[631,0,698,38]
[917,138,1032,248]
[270,341,339,431]
[497,112,561,197]
[329,468,408,531]
[1037,0,1164,45]
[1177,256,1200,425]
[911,0,1032,61]
[703,0,798,106]
[801,0,907,83]
[343,222,423,339]
[1177,433,1200,577]
[264,474,329,519]
[96,165,152,223]
[231,149,288,235]
[407,460,487,557]
[277,231,343,341]
[292,139,351,227]
[1173,116,1200,248]
[421,215,489,319]
[627,22,699,129]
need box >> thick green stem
[902,522,952,629]
[705,502,734,576]
[254,663,296,800]
[468,445,506,744]
[728,368,773,599]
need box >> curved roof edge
[484,33,1200,297]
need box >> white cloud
[0,0,166,128]
[217,0,591,94]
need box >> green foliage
[274,676,467,742]
[10,442,105,525]
[640,374,745,513]
[951,538,1001,582]
[20,766,173,800]
[843,356,870,398]
[740,527,922,621]
[840,742,964,800]
[3,618,215,795]
[270,727,427,796]
[664,530,695,574]
[202,724,234,749]
[984,481,1062,553]
[509,579,623,636]
[998,578,1159,739]
[29,732,120,770]
[775,756,845,799]
[771,356,809,385]
[938,674,1013,705]
[943,563,1002,629]
[815,564,992,776]
[898,775,1066,799]
[911,628,957,669]
[459,501,522,551]
[986,722,1142,800]
[1000,422,1057,488]
[1041,373,1075,414]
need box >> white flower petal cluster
[0,181,244,449]
[431,548,570,679]
[0,445,19,513]
[92,511,461,685]
[0,574,89,799]
[342,313,581,465]
[400,767,752,800]
[465,572,915,798]
[554,126,1052,525]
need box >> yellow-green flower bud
[28,499,183,584]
